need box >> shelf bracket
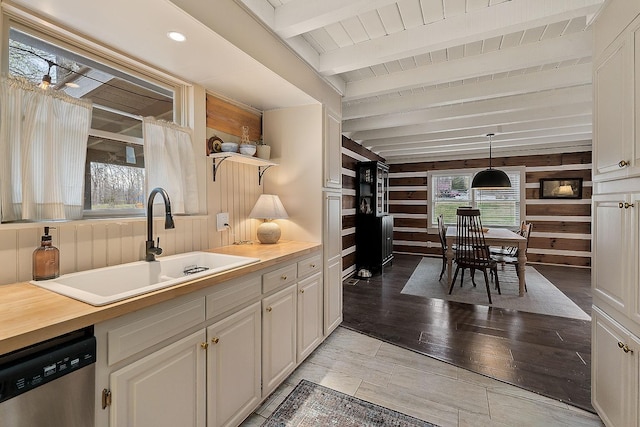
[212,156,230,182]
[258,165,273,185]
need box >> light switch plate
[216,212,229,231]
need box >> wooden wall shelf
[208,152,277,184]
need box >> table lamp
[249,194,289,244]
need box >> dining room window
[6,25,177,219]
[430,168,524,228]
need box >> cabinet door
[297,272,324,361]
[207,302,261,427]
[324,191,343,335]
[594,21,635,180]
[592,194,630,314]
[110,330,206,427]
[262,284,297,397]
[324,109,342,189]
[592,308,636,427]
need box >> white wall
[263,105,324,243]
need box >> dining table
[445,226,528,296]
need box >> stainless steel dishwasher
[0,327,96,427]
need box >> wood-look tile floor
[241,327,603,427]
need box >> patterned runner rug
[401,257,590,320]
[261,380,438,427]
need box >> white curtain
[143,117,199,214]
[0,75,92,222]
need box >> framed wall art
[539,178,583,199]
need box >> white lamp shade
[249,194,289,220]
[556,185,573,196]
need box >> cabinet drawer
[206,275,261,319]
[297,254,322,278]
[108,298,205,365]
[263,263,297,294]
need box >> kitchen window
[429,168,525,228]
[6,25,177,218]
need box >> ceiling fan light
[471,168,512,189]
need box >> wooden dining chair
[437,214,448,280]
[491,222,533,292]
[449,208,501,304]
[490,221,526,261]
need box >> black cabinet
[356,161,393,275]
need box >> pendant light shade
[471,133,511,189]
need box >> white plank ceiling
[239,0,604,162]
[11,0,604,163]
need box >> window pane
[474,172,521,227]
[431,170,522,228]
[85,137,145,211]
[91,107,143,138]
[432,174,471,225]
[9,26,175,218]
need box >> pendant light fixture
[39,60,55,90]
[471,133,511,189]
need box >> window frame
[3,17,189,220]
[428,166,526,229]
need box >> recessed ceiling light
[167,31,186,42]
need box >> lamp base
[256,221,281,244]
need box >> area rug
[261,379,437,427]
[401,257,590,320]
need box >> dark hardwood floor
[342,254,594,412]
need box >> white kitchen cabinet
[207,302,261,427]
[593,12,640,182]
[592,194,635,315]
[96,249,327,427]
[109,330,207,427]
[262,283,297,397]
[592,2,640,425]
[592,308,639,427]
[324,191,343,335]
[297,272,324,361]
[324,108,342,189]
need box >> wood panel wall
[205,94,262,141]
[341,135,592,270]
[341,136,386,277]
[390,151,592,267]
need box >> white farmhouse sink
[31,252,259,306]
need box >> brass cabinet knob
[619,202,625,209]
[619,160,629,168]
[281,275,287,281]
[625,202,635,209]
[299,289,305,294]
[211,337,219,344]
[310,264,316,268]
[266,306,272,312]
[618,341,634,353]
[201,342,209,350]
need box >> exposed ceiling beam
[351,102,592,142]
[273,0,399,39]
[344,85,592,133]
[376,133,593,158]
[318,0,604,75]
[363,123,591,151]
[343,63,592,119]
[363,119,593,148]
[343,31,592,100]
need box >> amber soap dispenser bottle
[32,226,60,281]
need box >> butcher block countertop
[0,241,321,355]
